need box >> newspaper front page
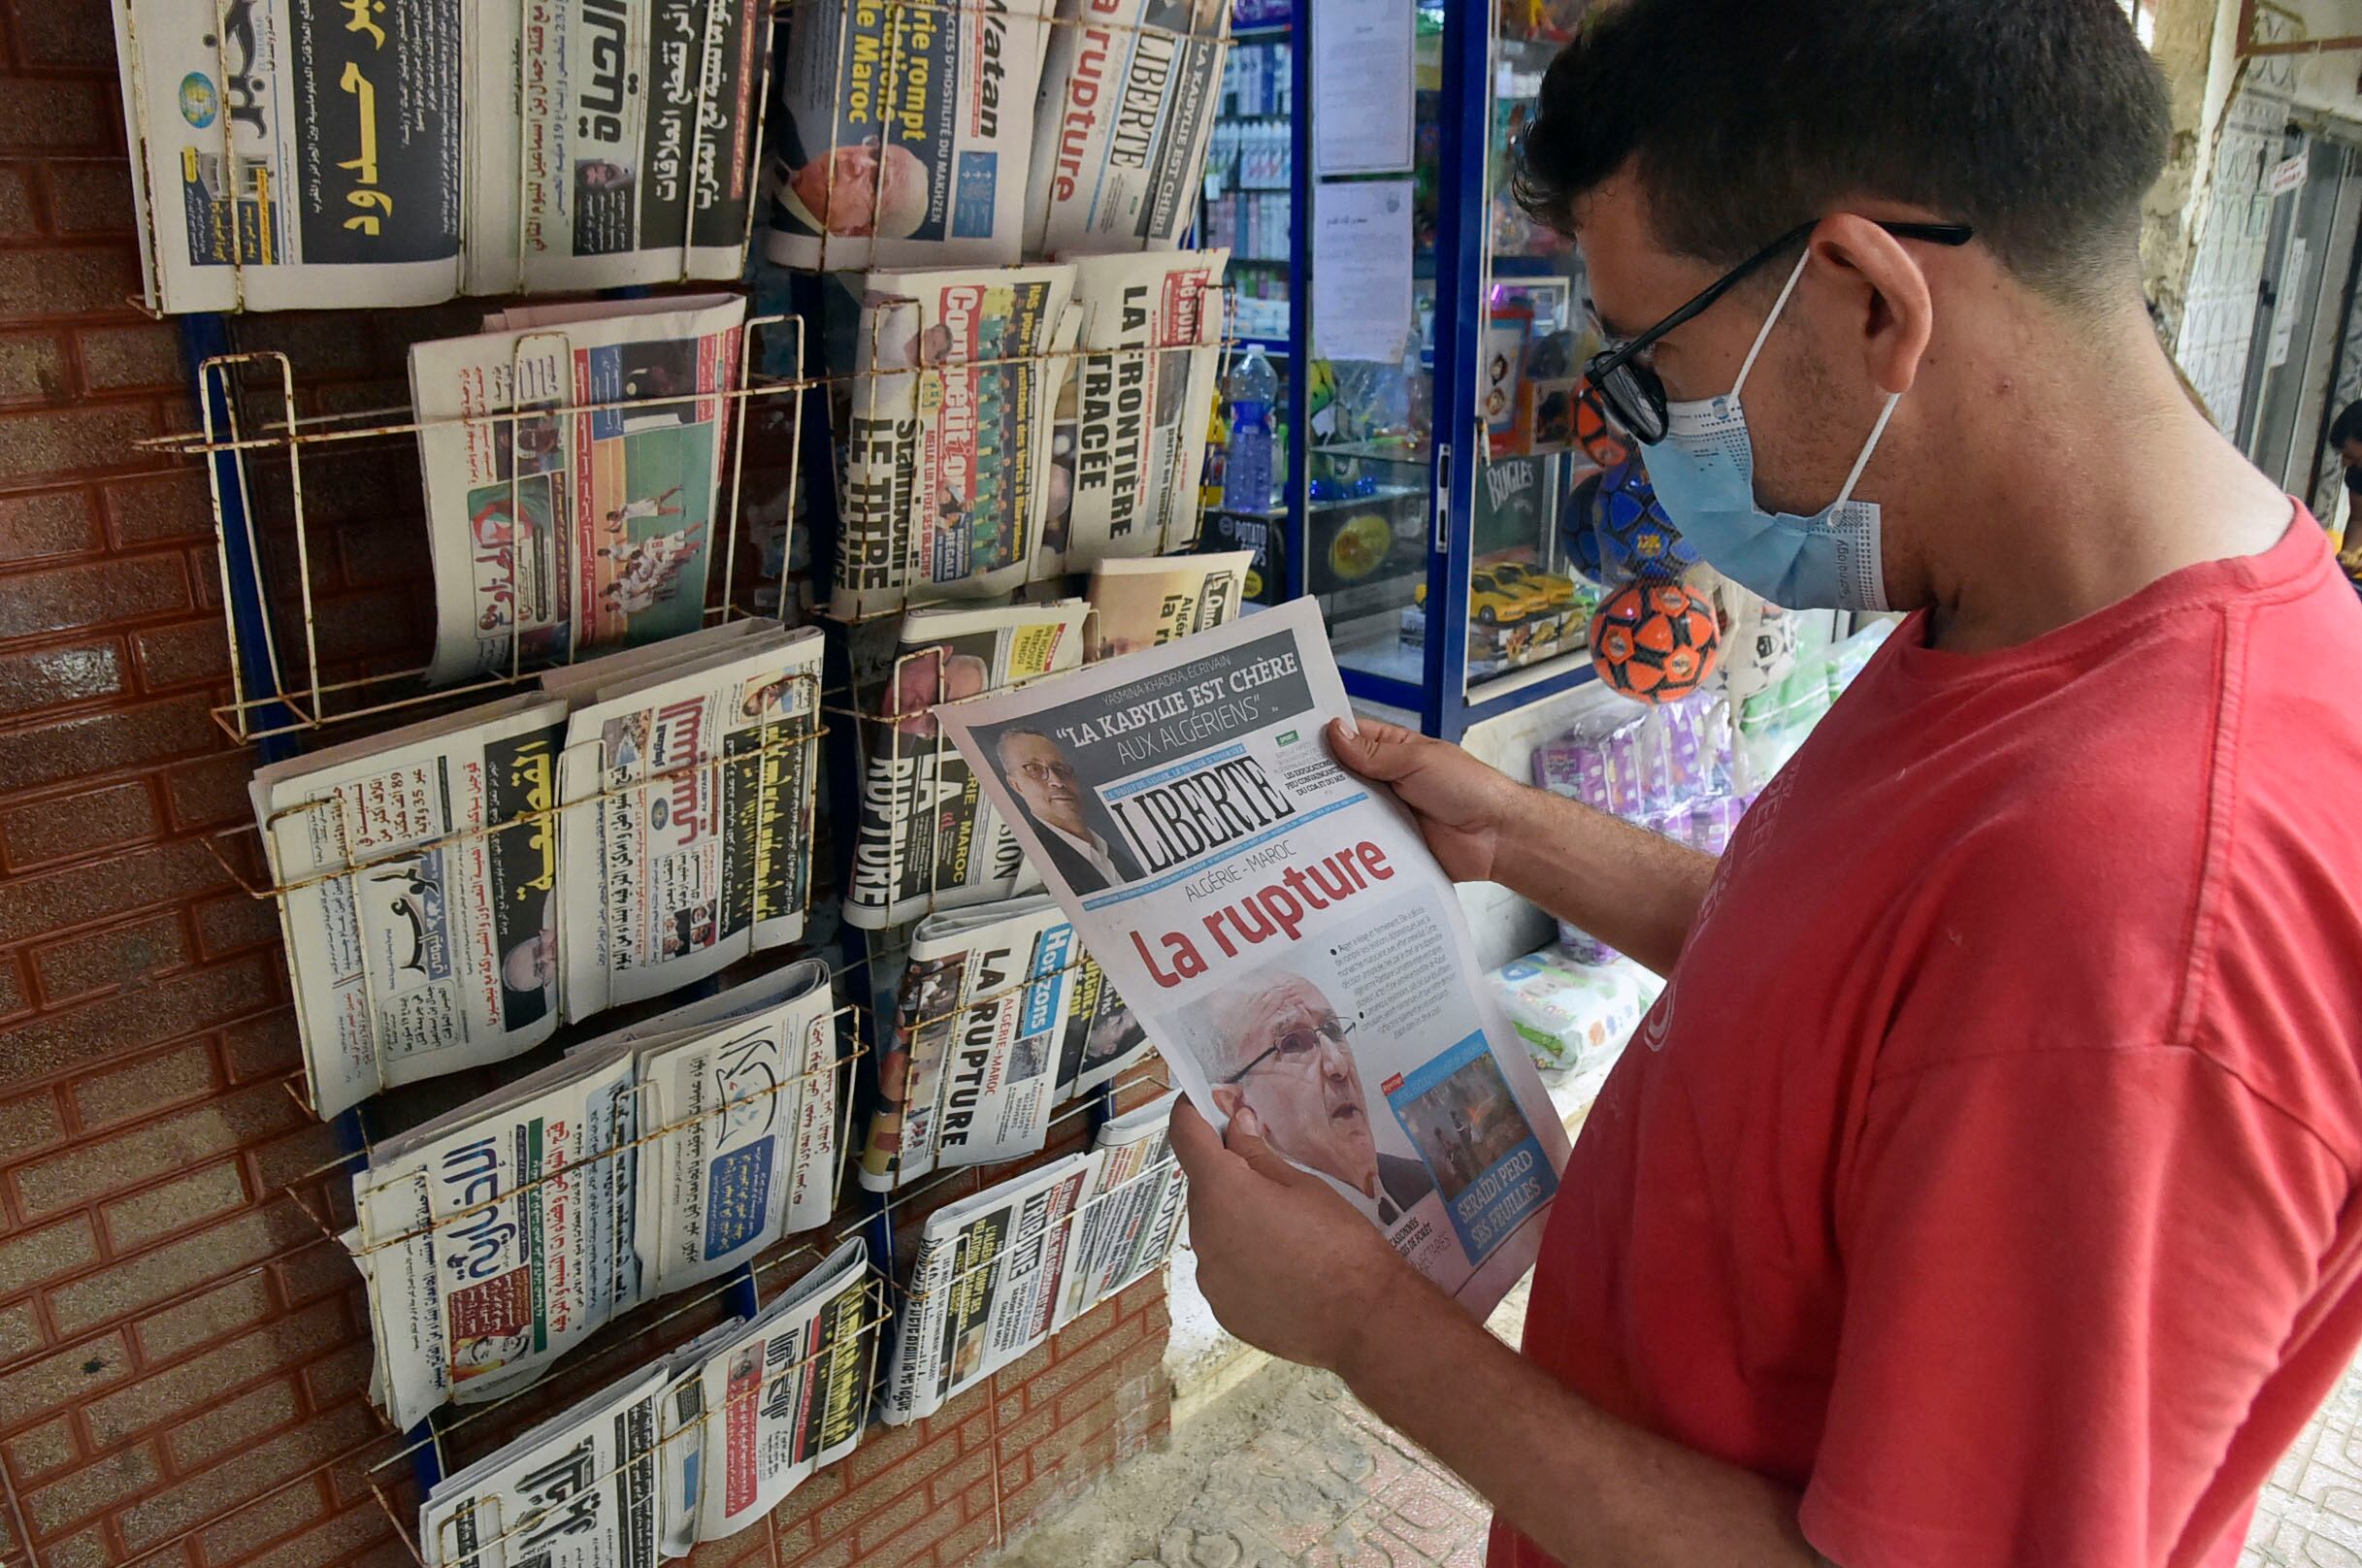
[351,1047,641,1431]
[467,0,770,295]
[420,1361,673,1568]
[1025,0,1229,257]
[1085,550,1254,661]
[1053,1091,1186,1329]
[254,695,569,1122]
[833,264,1080,619]
[684,1238,873,1543]
[607,961,840,1297]
[410,296,747,684]
[857,895,1117,1192]
[938,599,1572,1313]
[877,1153,1092,1424]
[845,601,1089,930]
[113,0,467,312]
[764,0,1055,270]
[557,628,825,1021]
[1038,252,1227,576]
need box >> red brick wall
[0,0,1175,1560]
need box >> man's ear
[1806,213,1939,398]
[1211,1085,1245,1121]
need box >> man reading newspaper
[1139,8,2362,1568]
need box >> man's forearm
[1339,1279,1820,1568]
[1492,784,1716,977]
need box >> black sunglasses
[1583,218,1974,443]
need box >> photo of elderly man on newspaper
[938,599,1569,1315]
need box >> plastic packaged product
[1683,791,1757,857]
[1490,946,1649,1070]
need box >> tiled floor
[994,1264,2362,1568]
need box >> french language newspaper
[939,599,1571,1313]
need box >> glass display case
[1263,0,1611,737]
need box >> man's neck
[1045,814,1095,845]
[1915,316,2293,654]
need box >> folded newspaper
[845,600,1091,930]
[879,1095,1184,1422]
[1026,0,1230,257]
[254,694,570,1123]
[858,894,1152,1192]
[937,598,1572,1313]
[764,0,1056,271]
[1037,252,1229,576]
[350,963,839,1431]
[417,1239,870,1566]
[556,624,826,1021]
[833,264,1081,619]
[113,0,768,313]
[1085,550,1256,661]
[877,1152,1091,1424]
[410,295,748,684]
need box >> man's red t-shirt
[1493,515,2362,1568]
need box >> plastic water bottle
[1223,344,1277,512]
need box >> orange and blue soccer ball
[1590,581,1721,702]
[1571,457,1700,586]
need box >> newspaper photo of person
[888,647,990,739]
[778,139,932,241]
[989,727,1147,894]
[1196,969,1434,1226]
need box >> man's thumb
[1327,717,1413,782]
[1225,1115,1311,1188]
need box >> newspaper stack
[1026,0,1230,257]
[257,624,825,1122]
[846,600,1091,930]
[1038,252,1230,576]
[350,963,840,1431]
[1053,1092,1187,1329]
[858,894,1152,1192]
[553,623,827,1021]
[254,694,571,1123]
[936,599,1576,1317]
[878,1096,1186,1423]
[417,1240,870,1565]
[1084,550,1256,661]
[764,0,1057,271]
[113,0,769,312]
[410,296,750,684]
[877,1153,1093,1424]
[834,264,1082,618]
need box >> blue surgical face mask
[1636,252,1897,611]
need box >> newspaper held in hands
[937,599,1572,1314]
[846,601,1090,931]
[557,626,826,1022]
[1025,0,1230,258]
[252,695,571,1123]
[1038,252,1229,577]
[878,1153,1094,1425]
[1085,550,1256,662]
[410,296,748,685]
[764,0,1056,271]
[834,265,1081,619]
[858,894,1152,1192]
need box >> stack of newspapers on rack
[347,963,843,1430]
[112,0,771,312]
[832,251,1232,618]
[410,296,758,685]
[879,1092,1185,1424]
[252,621,824,1119]
[415,1236,876,1565]
[857,893,1153,1191]
[766,0,1229,270]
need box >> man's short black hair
[2331,401,2362,451]
[1514,0,2170,308]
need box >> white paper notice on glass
[1311,0,1414,176]
[1313,180,1415,365]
